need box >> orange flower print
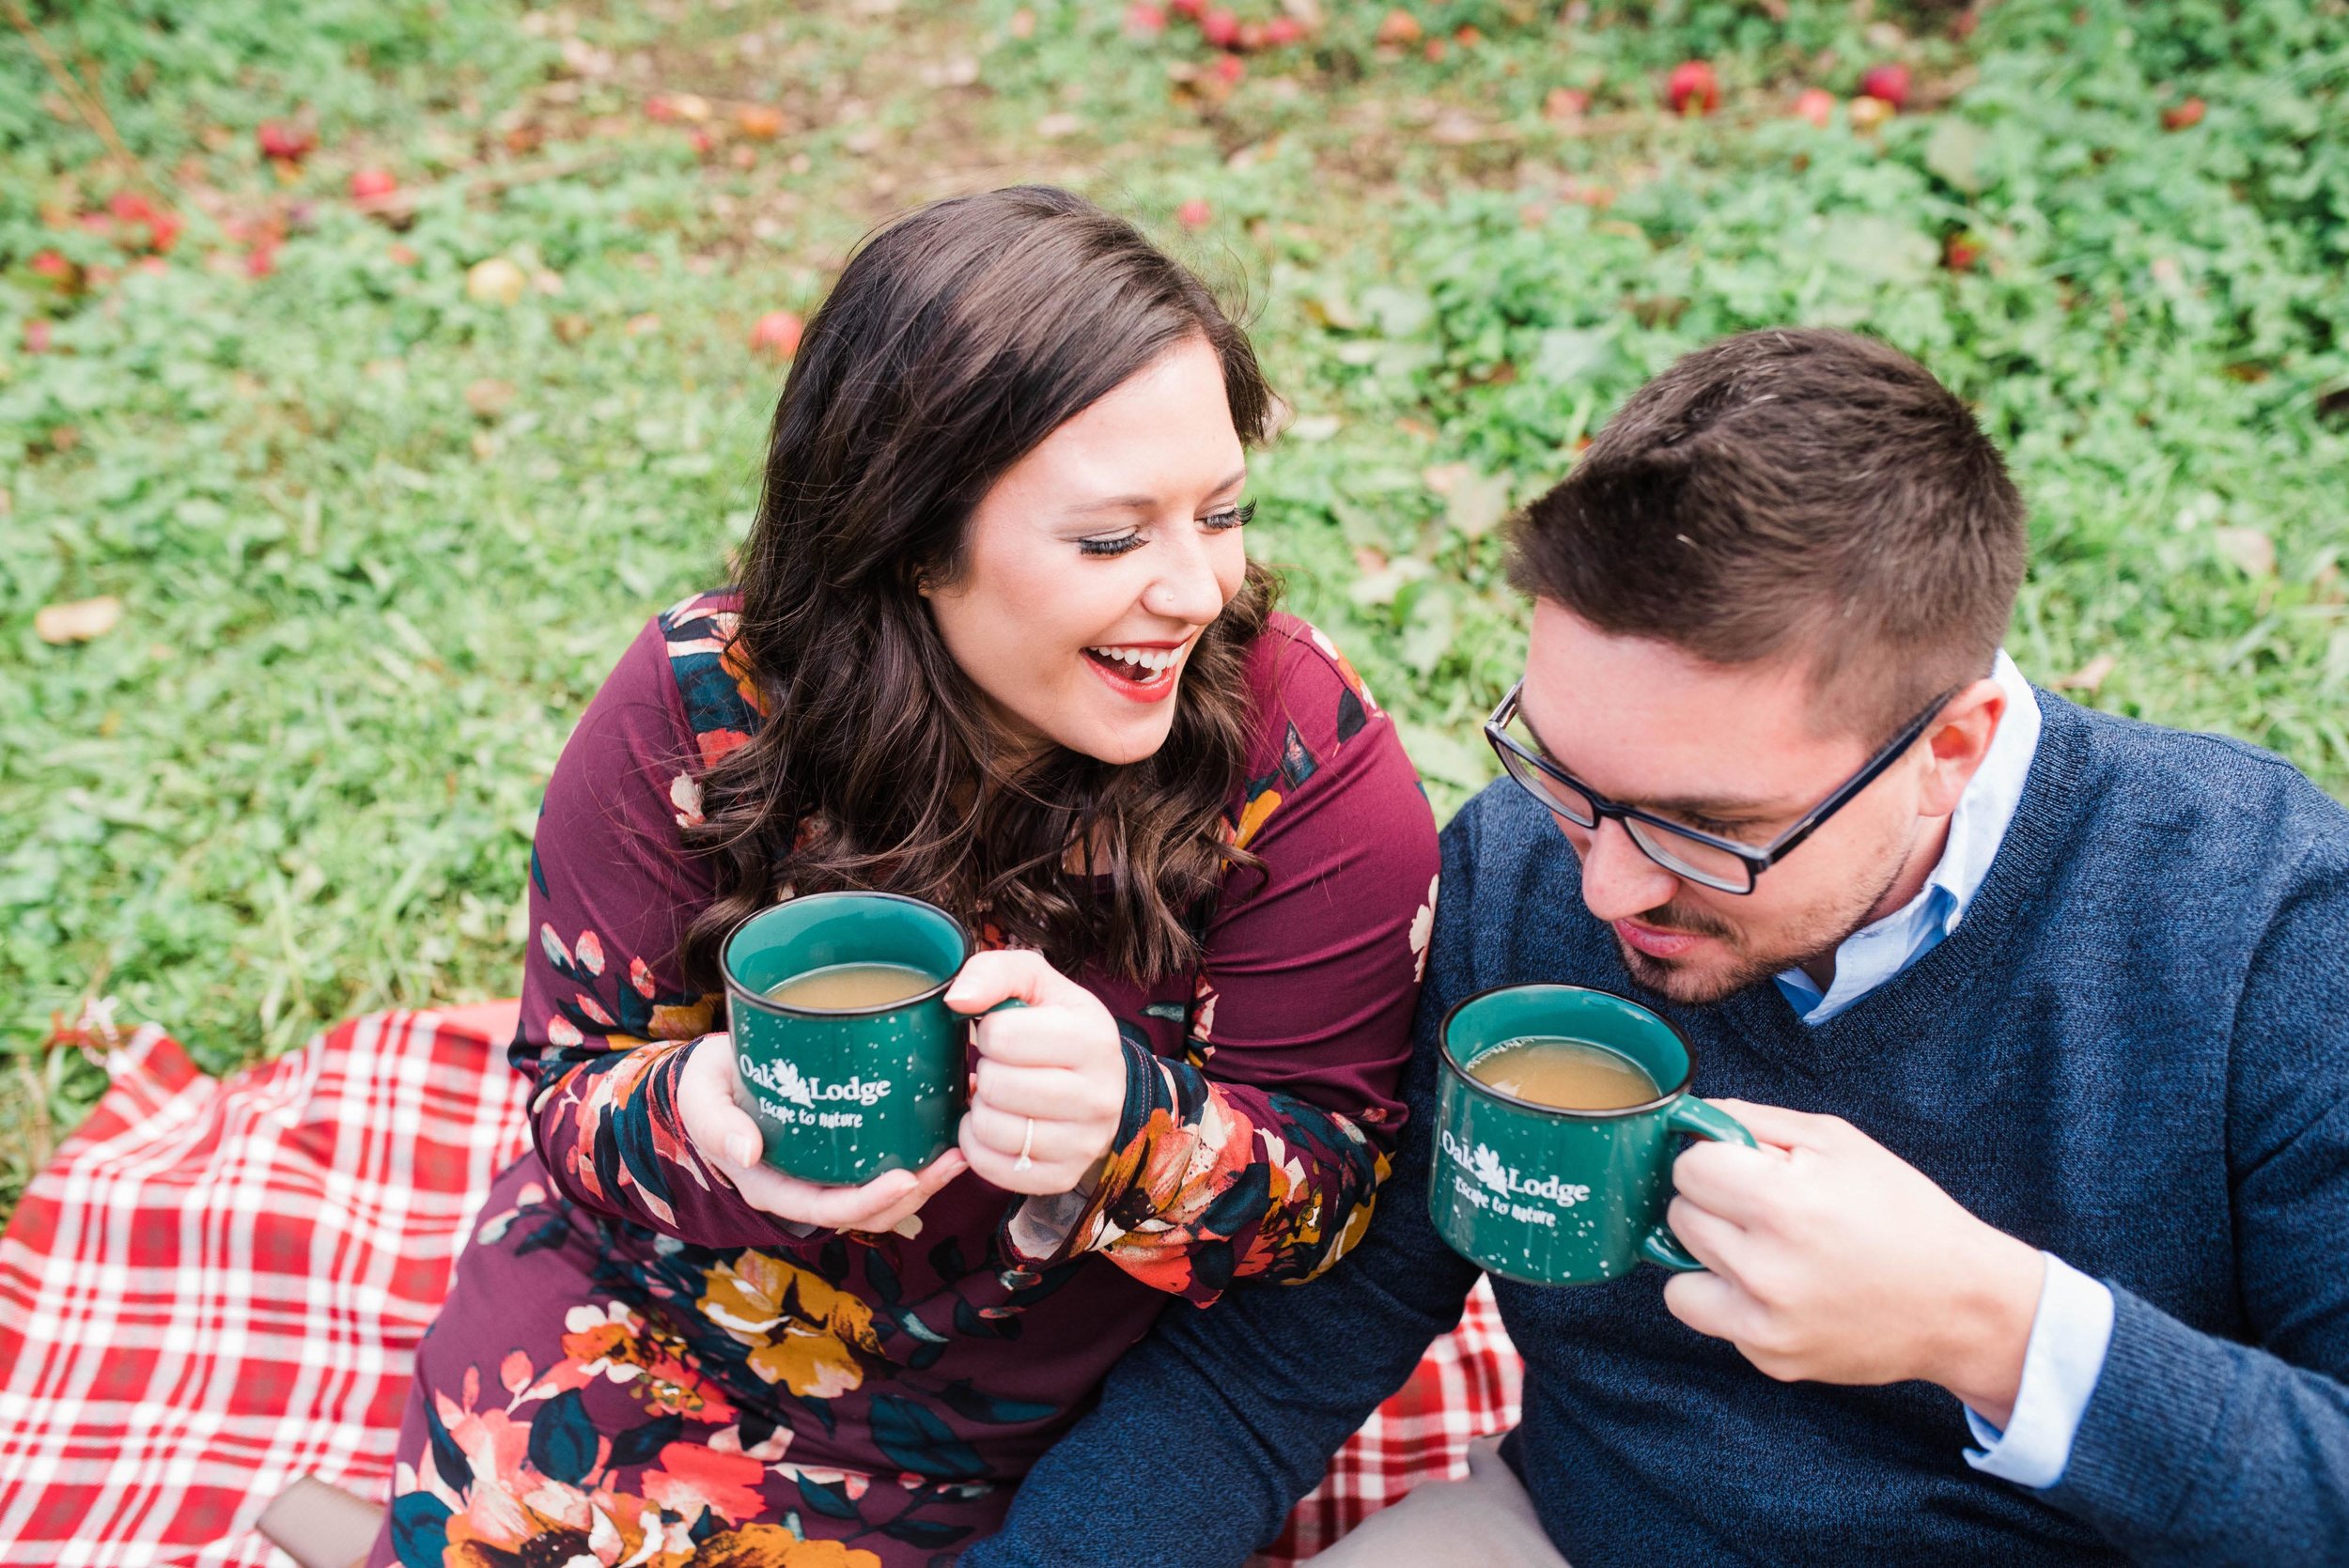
[550,1302,740,1422]
[689,1528,882,1568]
[1308,624,1378,713]
[641,1438,768,1529]
[1233,785,1281,850]
[697,1251,880,1399]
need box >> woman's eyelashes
[1076,502,1253,558]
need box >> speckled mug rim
[1437,981,1697,1121]
[720,890,971,1020]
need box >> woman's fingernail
[727,1134,758,1166]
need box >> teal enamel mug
[1430,983,1755,1285]
[720,891,977,1186]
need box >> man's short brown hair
[1507,328,2027,734]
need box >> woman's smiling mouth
[1082,642,1187,702]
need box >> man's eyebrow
[1066,469,1248,514]
[1516,707,1792,818]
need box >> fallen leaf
[2213,526,2277,579]
[2052,653,2116,691]
[1440,468,1511,539]
[37,597,123,644]
[1922,116,1986,194]
[464,378,517,420]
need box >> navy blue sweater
[962,694,2349,1566]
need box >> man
[960,329,2349,1565]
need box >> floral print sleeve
[1001,617,1440,1305]
[513,598,802,1251]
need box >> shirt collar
[1773,651,2042,1019]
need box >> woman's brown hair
[677,186,1279,992]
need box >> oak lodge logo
[739,1057,893,1109]
[1443,1128,1594,1209]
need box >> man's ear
[1918,677,2007,818]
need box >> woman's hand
[676,1032,968,1234]
[947,950,1129,1196]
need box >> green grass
[4,0,2345,1211]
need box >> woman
[372,186,1438,1568]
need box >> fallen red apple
[1667,60,1719,116]
[749,310,804,359]
[23,318,52,354]
[107,193,157,224]
[29,249,72,282]
[1376,8,1422,46]
[1212,52,1244,84]
[350,167,398,201]
[145,212,183,255]
[1794,87,1836,127]
[1170,0,1205,15]
[1263,17,1305,45]
[2162,97,2206,131]
[257,120,317,161]
[1199,8,1239,47]
[1944,233,1984,272]
[245,242,278,278]
[1176,197,1213,230]
[1125,2,1168,35]
[1545,86,1591,121]
[1859,63,1911,110]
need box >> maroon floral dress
[369,594,1439,1568]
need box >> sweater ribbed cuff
[2040,1282,2238,1553]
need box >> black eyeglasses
[1483,681,1959,894]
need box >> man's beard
[1613,858,1908,1006]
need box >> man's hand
[677,1032,968,1234]
[1661,1099,2045,1428]
[946,950,1128,1196]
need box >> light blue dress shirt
[1771,653,2114,1490]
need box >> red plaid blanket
[0,1007,1517,1565]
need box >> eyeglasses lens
[1496,745,1597,827]
[1623,819,1755,893]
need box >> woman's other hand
[947,950,1128,1196]
[676,1032,968,1233]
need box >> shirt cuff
[1962,1252,2116,1489]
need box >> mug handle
[1640,1095,1758,1273]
